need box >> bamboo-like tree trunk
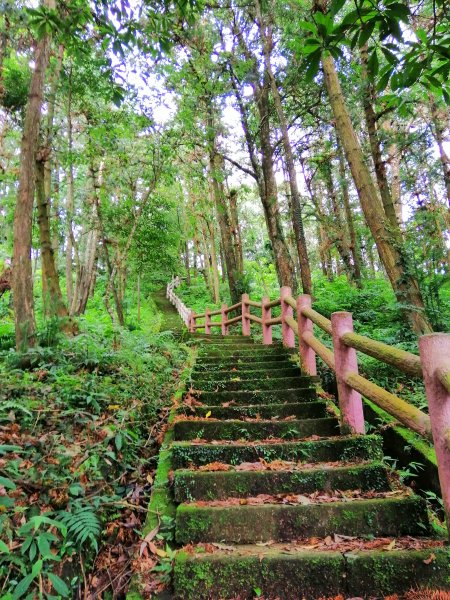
[321,50,432,334]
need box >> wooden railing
[170,280,450,527]
[166,277,190,327]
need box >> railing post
[419,333,450,531]
[262,296,272,345]
[280,286,295,348]
[297,295,316,375]
[331,312,365,435]
[205,309,211,335]
[189,311,196,333]
[221,304,229,336]
[242,293,250,336]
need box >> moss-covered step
[175,495,430,543]
[196,348,290,359]
[173,545,450,600]
[171,434,384,468]
[173,547,346,600]
[183,400,327,420]
[188,387,317,405]
[192,335,255,342]
[192,375,316,392]
[191,367,302,382]
[194,357,296,369]
[345,548,450,596]
[173,461,390,502]
[193,361,297,375]
[196,353,293,365]
[173,416,339,441]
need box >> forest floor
[0,290,188,599]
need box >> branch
[222,154,257,179]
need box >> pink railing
[180,283,450,528]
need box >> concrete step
[197,347,290,359]
[196,354,293,366]
[187,388,317,405]
[175,495,429,544]
[171,434,384,469]
[194,359,296,372]
[192,376,317,392]
[181,400,328,420]
[191,367,302,382]
[173,417,339,441]
[173,544,449,599]
[174,461,390,502]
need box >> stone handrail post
[280,286,295,348]
[262,296,272,345]
[297,295,317,375]
[221,304,229,336]
[331,312,365,435]
[419,333,450,532]
[205,309,211,335]
[242,293,250,336]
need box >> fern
[0,401,32,419]
[58,506,101,552]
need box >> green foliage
[1,56,31,114]
[0,312,189,597]
[294,0,450,102]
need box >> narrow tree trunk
[429,96,450,207]
[137,273,141,323]
[256,0,312,293]
[228,189,244,274]
[320,49,432,334]
[360,46,400,231]
[206,104,242,304]
[65,66,75,306]
[322,157,356,281]
[35,160,68,319]
[12,0,54,349]
[227,48,295,291]
[35,44,69,322]
[206,220,220,303]
[184,241,191,285]
[337,139,362,286]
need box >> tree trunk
[137,273,141,324]
[429,96,450,207]
[322,157,356,281]
[65,65,75,306]
[12,0,54,350]
[206,220,220,303]
[206,104,242,304]
[228,189,244,274]
[337,138,363,286]
[227,42,295,291]
[360,46,400,232]
[35,160,68,319]
[256,0,312,294]
[35,44,69,322]
[321,50,432,334]
[184,241,191,285]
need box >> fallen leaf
[423,553,436,565]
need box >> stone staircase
[170,334,448,599]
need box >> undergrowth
[0,320,188,598]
